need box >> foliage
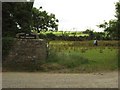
[2,2,59,37]
[32,7,59,32]
[97,1,120,40]
[2,2,34,37]
[94,32,105,40]
[82,29,95,40]
[115,0,120,39]
[97,20,118,40]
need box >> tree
[83,29,94,40]
[97,20,117,40]
[31,7,59,33]
[2,2,18,37]
[97,20,108,29]
[115,0,120,39]
[13,2,34,33]
[97,1,120,40]
[116,0,120,21]
[2,2,34,37]
[94,32,105,40]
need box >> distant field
[41,40,118,73]
[39,31,89,37]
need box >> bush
[47,50,89,69]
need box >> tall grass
[47,50,89,68]
[41,40,118,73]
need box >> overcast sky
[33,0,118,32]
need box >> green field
[40,40,118,73]
[38,31,89,37]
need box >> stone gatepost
[3,33,47,71]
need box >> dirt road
[2,71,118,88]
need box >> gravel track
[2,71,118,88]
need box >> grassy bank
[40,41,118,73]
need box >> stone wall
[3,39,47,71]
